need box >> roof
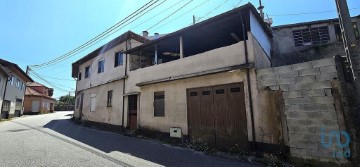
[0,64,9,77]
[125,3,272,54]
[0,59,33,82]
[71,31,149,77]
[272,14,360,29]
[25,86,55,100]
[27,82,47,88]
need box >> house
[72,3,288,151]
[72,31,149,127]
[24,82,55,114]
[0,65,9,114]
[271,15,360,66]
[0,59,33,119]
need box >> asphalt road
[0,111,259,167]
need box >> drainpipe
[1,76,9,118]
[121,39,128,128]
[239,11,257,152]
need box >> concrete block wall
[257,58,344,160]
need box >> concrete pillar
[180,36,184,58]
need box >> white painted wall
[250,11,271,57]
[3,68,26,115]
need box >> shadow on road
[43,118,254,167]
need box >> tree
[55,95,75,111]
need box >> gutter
[121,39,128,128]
[239,11,257,152]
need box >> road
[0,111,259,167]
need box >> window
[115,52,123,67]
[16,79,20,88]
[293,26,330,46]
[98,60,105,73]
[9,76,14,85]
[154,91,165,117]
[107,90,113,107]
[78,72,82,81]
[90,94,96,112]
[335,22,360,42]
[85,66,90,78]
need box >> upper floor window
[9,76,14,85]
[85,66,90,78]
[292,26,330,47]
[78,72,82,81]
[98,60,105,73]
[16,79,20,88]
[115,52,123,67]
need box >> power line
[152,0,210,31]
[34,0,167,71]
[269,7,360,17]
[147,0,194,31]
[196,0,230,22]
[28,69,73,92]
[130,0,182,30]
[36,75,76,81]
[30,0,161,69]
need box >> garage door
[187,83,249,150]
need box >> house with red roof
[24,82,55,114]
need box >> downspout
[240,11,257,152]
[1,76,9,117]
[121,39,128,128]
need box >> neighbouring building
[24,82,55,114]
[0,59,33,118]
[0,64,9,113]
[272,15,360,66]
[72,31,149,126]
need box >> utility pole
[193,15,196,25]
[335,0,360,104]
[335,0,360,163]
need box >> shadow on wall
[42,119,248,167]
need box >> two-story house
[72,3,288,152]
[272,15,360,66]
[72,31,148,127]
[24,82,55,114]
[0,59,33,119]
[0,64,9,114]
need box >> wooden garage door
[187,83,248,150]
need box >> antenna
[258,0,264,19]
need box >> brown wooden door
[128,95,138,129]
[187,83,248,150]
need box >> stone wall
[256,58,347,160]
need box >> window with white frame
[90,94,96,112]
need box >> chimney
[142,31,149,38]
[154,33,160,39]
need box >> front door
[32,101,40,113]
[128,95,138,129]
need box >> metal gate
[187,83,249,150]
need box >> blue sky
[0,0,359,99]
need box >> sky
[0,0,359,99]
